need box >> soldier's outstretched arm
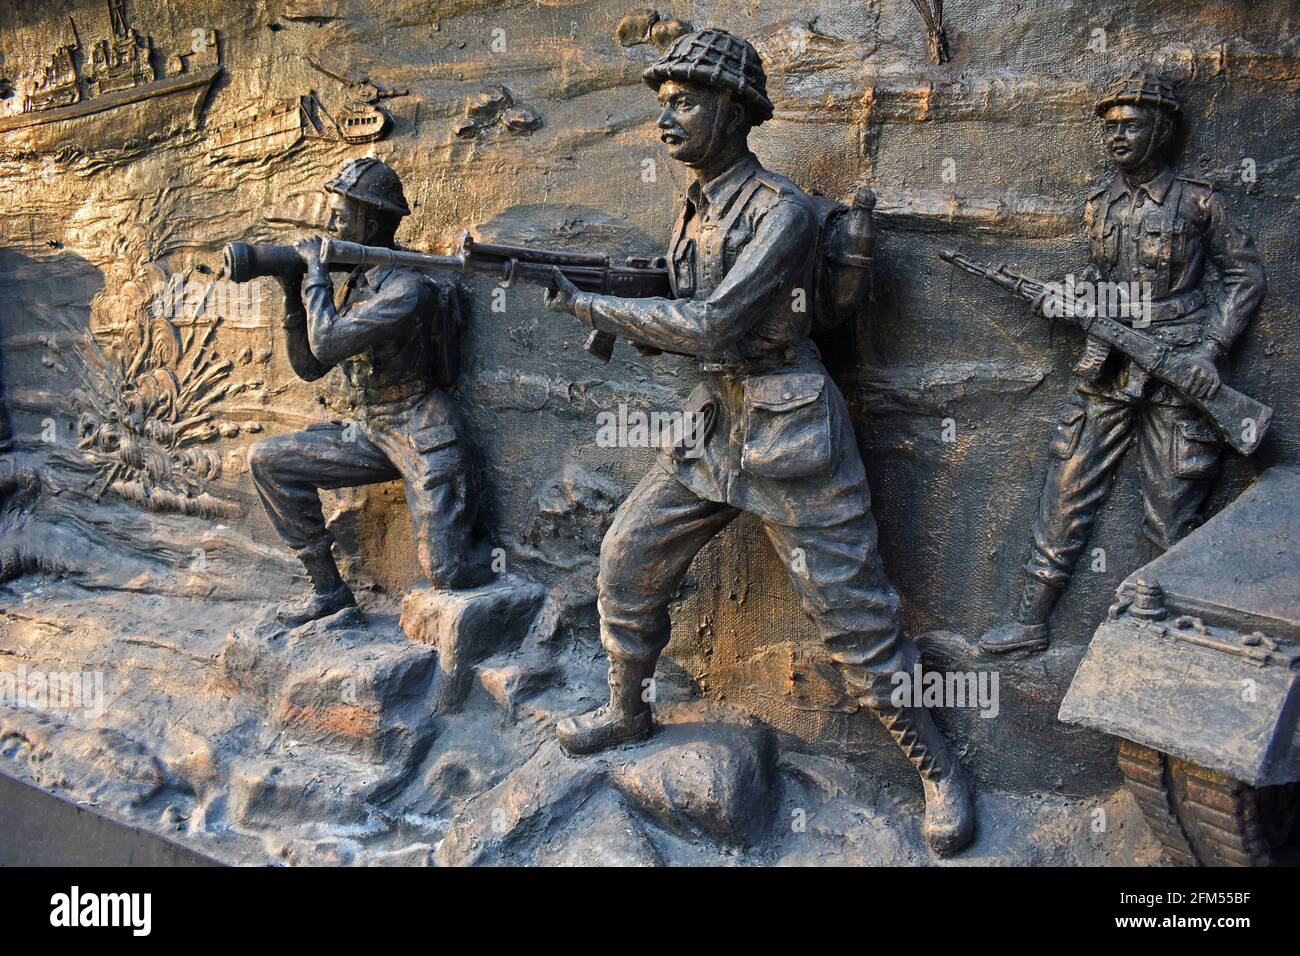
[569,198,817,356]
[1203,192,1266,355]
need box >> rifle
[315,234,673,362]
[940,249,1272,456]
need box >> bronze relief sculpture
[1,1,1296,874]
[972,69,1267,655]
[239,158,485,627]
[542,30,974,855]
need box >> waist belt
[699,347,800,376]
[1144,288,1206,324]
[340,379,430,409]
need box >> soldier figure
[249,158,484,627]
[544,29,974,854]
[980,70,1266,654]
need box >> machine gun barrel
[320,235,672,362]
[940,249,1049,302]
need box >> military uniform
[573,152,911,697]
[982,69,1268,656]
[553,28,972,854]
[249,262,478,588]
[1025,163,1266,589]
[249,158,480,603]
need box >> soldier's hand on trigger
[543,266,582,318]
[293,236,326,275]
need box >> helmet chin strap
[1136,112,1168,168]
[704,89,736,157]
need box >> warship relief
[0,0,220,156]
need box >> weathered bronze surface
[542,28,974,854]
[241,158,487,629]
[975,68,1268,656]
[1060,465,1300,864]
[0,0,1296,868]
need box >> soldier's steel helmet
[325,157,411,217]
[1094,68,1181,117]
[643,29,775,125]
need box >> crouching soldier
[249,158,485,627]
[543,29,974,854]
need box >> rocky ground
[0,574,1163,867]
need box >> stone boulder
[220,624,439,768]
[610,707,776,848]
[400,574,545,713]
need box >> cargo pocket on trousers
[1050,405,1086,460]
[410,424,459,490]
[740,373,833,480]
[1174,419,1220,479]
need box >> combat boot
[869,701,975,855]
[556,656,655,756]
[276,542,356,628]
[979,575,1056,654]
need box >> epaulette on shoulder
[1178,175,1216,192]
[752,171,794,197]
[1085,183,1108,203]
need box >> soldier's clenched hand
[543,267,582,317]
[294,237,325,274]
[1184,344,1222,399]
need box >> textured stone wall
[1,0,1296,795]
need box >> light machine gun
[318,235,674,362]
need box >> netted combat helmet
[1094,68,1181,117]
[643,28,774,125]
[325,157,411,217]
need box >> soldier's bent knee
[246,437,279,482]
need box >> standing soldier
[543,29,974,855]
[980,69,1266,654]
[249,158,484,627]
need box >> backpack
[810,186,877,332]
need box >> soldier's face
[325,194,371,243]
[1102,105,1163,169]
[657,80,733,166]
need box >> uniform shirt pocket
[1138,214,1171,267]
[741,373,834,480]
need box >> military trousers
[248,392,478,588]
[1025,385,1222,588]
[598,463,914,707]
